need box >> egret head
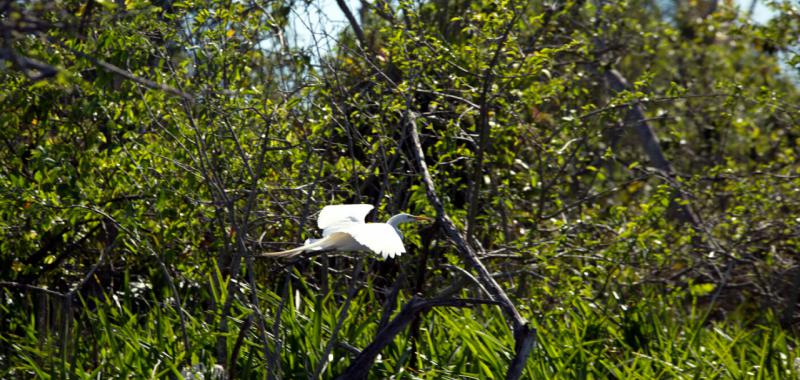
[387,213,434,228]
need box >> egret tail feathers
[256,245,307,258]
[304,238,325,250]
[257,234,341,258]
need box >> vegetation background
[1,0,799,378]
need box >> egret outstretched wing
[317,204,374,230]
[344,223,405,259]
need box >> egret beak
[414,215,434,223]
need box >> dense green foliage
[1,0,799,378]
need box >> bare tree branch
[0,48,58,81]
[604,69,701,227]
[466,7,521,240]
[406,111,537,380]
[335,296,500,379]
[335,0,368,50]
[49,40,195,101]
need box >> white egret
[259,204,432,259]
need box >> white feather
[260,232,356,258]
[317,204,374,230]
[343,223,405,258]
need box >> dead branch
[406,111,537,380]
[335,296,500,379]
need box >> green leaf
[690,283,715,297]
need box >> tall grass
[2,268,797,379]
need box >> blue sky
[743,0,778,23]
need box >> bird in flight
[259,204,432,259]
